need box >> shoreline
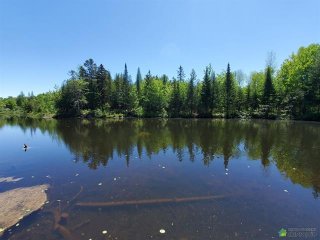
[1,113,319,123]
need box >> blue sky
[0,0,319,97]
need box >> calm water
[0,118,319,240]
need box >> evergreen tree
[186,69,197,116]
[136,67,142,98]
[261,66,275,117]
[16,91,26,107]
[161,74,169,85]
[122,63,132,112]
[96,64,112,109]
[177,65,185,82]
[210,70,218,112]
[169,78,182,117]
[199,66,212,117]
[112,74,123,111]
[5,43,319,120]
[246,86,251,111]
[79,66,87,79]
[263,66,275,104]
[57,79,88,115]
[225,63,236,118]
[82,59,98,109]
[84,59,97,80]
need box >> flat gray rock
[0,184,49,236]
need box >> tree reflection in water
[1,118,319,198]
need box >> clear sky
[0,0,319,97]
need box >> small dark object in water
[23,144,28,148]
[23,144,28,151]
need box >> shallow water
[0,118,319,240]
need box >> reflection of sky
[0,120,320,239]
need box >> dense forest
[0,44,319,120]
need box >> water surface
[0,118,319,239]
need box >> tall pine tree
[225,63,236,118]
[186,69,197,116]
[122,63,131,111]
[169,78,182,117]
[262,66,275,117]
[199,66,212,117]
[96,64,112,109]
[136,67,142,98]
[263,66,274,104]
[210,70,218,112]
[177,65,185,82]
[82,59,98,109]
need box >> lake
[0,118,319,239]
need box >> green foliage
[247,71,264,111]
[1,44,319,121]
[57,79,88,116]
[142,71,168,117]
[276,44,320,120]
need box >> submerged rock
[0,184,49,236]
[0,176,23,183]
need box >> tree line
[0,44,319,120]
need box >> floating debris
[113,178,117,181]
[45,175,51,179]
[225,172,229,175]
[226,168,229,171]
[15,223,19,227]
[162,166,166,169]
[98,182,102,186]
[247,166,251,168]
[293,168,296,170]
[159,229,166,234]
[75,173,79,177]
[284,190,288,193]
[31,176,35,178]
[102,230,108,234]
[76,194,227,208]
